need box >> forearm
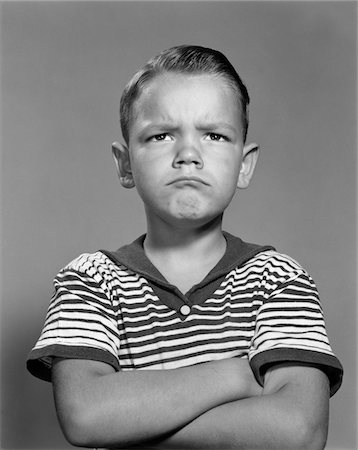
[151,392,323,449]
[53,357,261,448]
[149,366,330,450]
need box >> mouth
[167,176,209,186]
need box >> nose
[172,139,203,169]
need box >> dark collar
[100,232,275,294]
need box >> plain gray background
[1,1,356,448]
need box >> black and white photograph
[1,1,356,449]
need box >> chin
[173,205,206,222]
[171,194,211,219]
[153,196,225,228]
[170,209,223,229]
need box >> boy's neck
[144,215,225,257]
[143,215,227,290]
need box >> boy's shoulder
[62,250,113,272]
[244,248,310,286]
[247,247,305,272]
[220,232,307,278]
[57,250,131,284]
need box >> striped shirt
[27,232,343,396]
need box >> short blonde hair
[119,45,250,145]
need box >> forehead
[132,72,240,121]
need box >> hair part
[119,45,250,144]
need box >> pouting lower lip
[168,177,209,185]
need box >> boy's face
[113,72,258,228]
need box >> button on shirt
[180,305,191,316]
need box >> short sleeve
[27,253,121,382]
[248,261,343,396]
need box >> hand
[214,357,263,400]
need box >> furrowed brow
[140,119,179,132]
[197,122,238,133]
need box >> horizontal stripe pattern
[29,250,339,378]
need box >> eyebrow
[139,123,179,134]
[196,122,238,133]
[139,121,239,134]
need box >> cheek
[130,155,150,183]
[214,160,241,189]
[131,162,165,204]
[131,151,170,187]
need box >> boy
[27,45,343,449]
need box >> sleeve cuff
[26,345,120,382]
[250,348,343,397]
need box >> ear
[237,143,260,189]
[111,141,135,189]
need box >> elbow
[56,399,109,448]
[58,407,96,447]
[57,404,131,449]
[288,412,328,450]
[301,422,328,450]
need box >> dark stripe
[119,346,247,369]
[44,318,120,343]
[120,341,251,361]
[41,330,117,348]
[254,329,329,343]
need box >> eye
[205,133,228,142]
[149,133,172,142]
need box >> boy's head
[113,45,260,227]
[120,45,250,145]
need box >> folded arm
[149,363,330,450]
[52,356,261,448]
[52,357,329,450]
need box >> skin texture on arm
[52,356,262,448]
[148,363,330,450]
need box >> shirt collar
[100,232,275,291]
